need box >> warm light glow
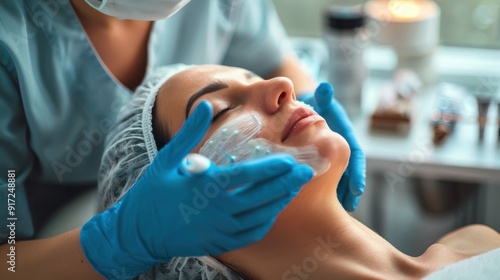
[388,0,421,19]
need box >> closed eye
[212,106,233,122]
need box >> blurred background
[273,0,500,48]
[271,0,500,257]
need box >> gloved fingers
[204,153,296,190]
[350,178,366,197]
[340,137,365,152]
[187,200,270,238]
[208,227,242,254]
[208,210,241,234]
[205,240,234,256]
[156,101,212,167]
[337,174,349,208]
[348,175,365,197]
[343,192,361,212]
[179,227,235,256]
[231,193,295,231]
[348,150,366,197]
[314,82,335,111]
[219,165,312,215]
[318,97,354,135]
[180,212,245,254]
[205,221,267,255]
[297,92,316,107]
[338,172,363,212]
[209,228,266,255]
[231,219,276,248]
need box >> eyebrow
[185,80,229,119]
[184,71,259,119]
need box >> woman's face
[156,65,349,172]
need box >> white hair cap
[98,64,192,208]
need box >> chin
[288,123,350,167]
[321,131,350,165]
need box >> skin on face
[155,64,350,176]
[154,66,499,279]
[154,66,355,278]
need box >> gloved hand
[80,101,313,279]
[298,82,366,211]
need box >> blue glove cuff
[80,205,163,279]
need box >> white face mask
[85,0,192,20]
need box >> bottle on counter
[324,5,368,118]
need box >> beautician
[0,0,365,279]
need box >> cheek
[191,113,263,154]
[263,116,288,138]
[190,126,218,153]
[255,116,285,143]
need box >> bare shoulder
[436,224,500,256]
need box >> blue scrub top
[0,0,291,241]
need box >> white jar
[325,5,368,118]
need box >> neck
[219,174,435,280]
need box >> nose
[249,77,295,114]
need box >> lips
[281,107,320,142]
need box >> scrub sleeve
[0,56,34,242]
[0,0,131,242]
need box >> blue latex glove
[298,82,366,211]
[80,101,313,279]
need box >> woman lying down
[98,64,500,279]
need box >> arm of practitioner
[0,58,103,279]
[0,229,103,280]
[81,102,312,279]
[0,60,34,242]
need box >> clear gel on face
[199,114,330,176]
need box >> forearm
[267,53,317,95]
[0,228,104,280]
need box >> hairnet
[98,64,191,208]
[97,64,243,279]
